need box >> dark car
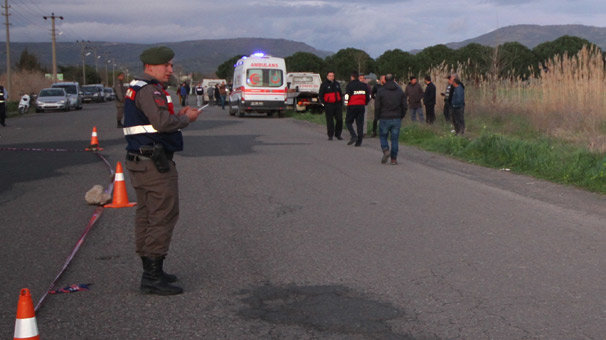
[81,85,105,103]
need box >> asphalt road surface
[1,99,604,339]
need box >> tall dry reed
[0,70,52,101]
[428,46,606,152]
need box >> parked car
[103,87,115,101]
[35,88,69,112]
[51,82,83,110]
[81,84,105,103]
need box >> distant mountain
[445,24,606,50]
[0,38,332,76]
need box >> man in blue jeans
[375,74,407,165]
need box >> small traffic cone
[104,162,136,208]
[85,126,104,151]
[14,288,40,340]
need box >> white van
[229,53,287,117]
[286,72,322,112]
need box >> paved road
[0,101,604,339]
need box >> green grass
[290,109,606,194]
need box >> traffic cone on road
[14,288,40,340]
[85,126,104,151]
[104,162,136,208]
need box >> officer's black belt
[126,151,174,162]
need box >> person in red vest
[344,71,370,146]
[318,71,343,140]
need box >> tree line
[216,35,601,81]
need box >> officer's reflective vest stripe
[123,78,183,153]
[0,90,5,103]
[348,90,367,106]
[123,124,158,135]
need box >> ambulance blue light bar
[252,52,266,57]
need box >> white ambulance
[229,53,287,117]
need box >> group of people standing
[319,71,465,165]
[192,82,228,109]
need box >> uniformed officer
[345,71,370,146]
[114,72,126,128]
[318,71,343,140]
[0,85,6,127]
[123,46,202,295]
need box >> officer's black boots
[140,256,183,295]
[117,120,124,128]
[160,255,178,283]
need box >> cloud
[8,0,606,58]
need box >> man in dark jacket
[375,74,407,165]
[423,75,436,124]
[404,76,424,122]
[318,71,343,140]
[345,71,370,146]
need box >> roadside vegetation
[287,45,606,194]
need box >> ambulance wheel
[237,104,245,117]
[267,111,274,117]
[229,105,235,116]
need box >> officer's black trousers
[345,105,365,141]
[324,104,342,138]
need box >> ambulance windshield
[246,69,283,87]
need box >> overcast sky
[6,0,606,57]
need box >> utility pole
[112,62,115,87]
[3,0,11,99]
[78,40,90,85]
[43,12,63,82]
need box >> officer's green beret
[140,46,175,65]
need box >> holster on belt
[140,144,170,173]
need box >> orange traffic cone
[14,288,40,340]
[85,126,104,151]
[104,162,136,208]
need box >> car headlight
[37,101,43,105]
[58,100,66,104]
[93,93,99,96]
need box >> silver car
[36,88,69,112]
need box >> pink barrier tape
[31,151,115,312]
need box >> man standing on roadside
[423,75,436,124]
[451,78,465,135]
[318,71,343,140]
[370,74,386,137]
[405,76,424,122]
[195,82,204,107]
[376,74,407,165]
[219,82,227,110]
[345,71,370,146]
[114,72,126,128]
[441,75,454,122]
[123,46,202,295]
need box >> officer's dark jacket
[345,79,370,106]
[375,80,407,120]
[319,80,342,104]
